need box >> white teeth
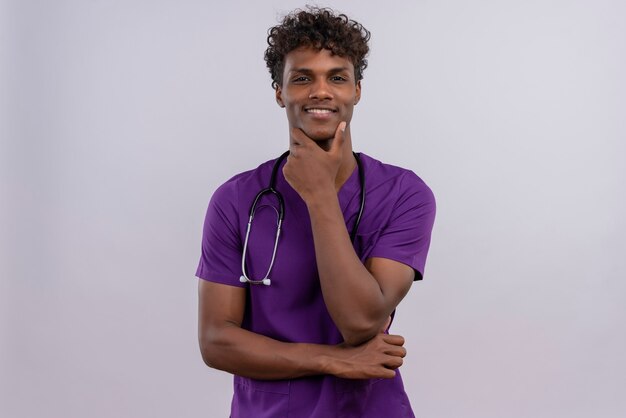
[306,108,333,114]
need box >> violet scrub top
[196,153,436,418]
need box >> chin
[305,127,335,142]
[310,135,334,142]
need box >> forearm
[200,322,406,381]
[306,190,391,345]
[197,279,396,381]
[200,322,337,380]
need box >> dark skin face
[275,47,361,148]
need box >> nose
[308,79,333,100]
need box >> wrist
[304,187,340,213]
[301,186,336,206]
[296,343,343,376]
[318,354,334,376]
[318,345,344,376]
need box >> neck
[335,151,357,191]
[334,132,356,191]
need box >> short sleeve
[195,181,246,287]
[368,172,436,280]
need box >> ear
[354,80,362,105]
[275,85,285,108]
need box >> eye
[331,75,348,82]
[291,76,310,83]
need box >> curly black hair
[264,7,371,89]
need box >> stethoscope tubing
[240,151,365,286]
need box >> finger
[383,355,404,369]
[373,367,396,379]
[288,130,306,155]
[385,345,407,358]
[290,127,314,147]
[329,121,347,155]
[382,334,405,346]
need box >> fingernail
[340,122,347,132]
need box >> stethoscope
[240,150,366,286]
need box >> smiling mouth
[305,108,337,114]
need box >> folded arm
[198,279,406,380]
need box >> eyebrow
[288,67,351,75]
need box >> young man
[196,7,435,417]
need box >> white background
[1,0,625,417]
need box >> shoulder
[359,153,435,207]
[210,159,277,204]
